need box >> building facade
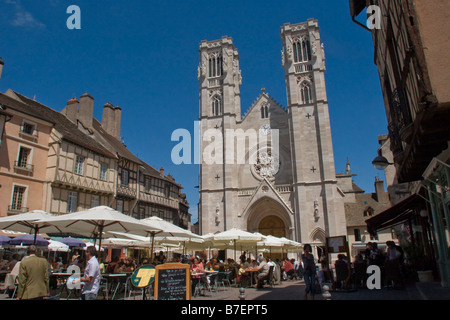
[198,19,348,246]
[0,87,191,230]
[350,0,450,286]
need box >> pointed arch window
[261,104,269,119]
[209,53,223,78]
[212,96,223,116]
[293,37,312,63]
[301,83,313,104]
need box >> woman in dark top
[301,244,317,300]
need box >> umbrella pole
[150,233,155,264]
[97,225,104,263]
[234,240,236,262]
[33,227,38,245]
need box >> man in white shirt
[78,246,101,300]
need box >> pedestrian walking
[17,245,49,300]
[301,244,317,300]
[77,246,101,300]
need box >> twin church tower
[197,19,347,246]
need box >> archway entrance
[259,215,286,238]
[246,197,291,262]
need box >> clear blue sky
[0,0,388,223]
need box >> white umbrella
[141,216,202,263]
[204,228,263,261]
[0,210,63,245]
[48,240,70,252]
[37,206,162,261]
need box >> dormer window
[364,207,375,217]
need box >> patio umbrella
[0,210,62,245]
[9,234,49,246]
[0,235,11,246]
[48,240,70,252]
[204,228,263,261]
[37,206,162,262]
[141,216,202,263]
[59,237,86,248]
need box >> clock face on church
[259,124,271,136]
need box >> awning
[349,0,367,18]
[365,193,425,235]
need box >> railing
[14,161,34,172]
[117,184,137,199]
[388,87,413,157]
[294,63,313,74]
[208,78,223,88]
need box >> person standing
[301,244,317,300]
[17,245,49,300]
[78,246,101,300]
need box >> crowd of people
[0,239,412,300]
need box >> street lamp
[372,155,394,171]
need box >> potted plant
[404,243,434,282]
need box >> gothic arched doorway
[258,215,286,238]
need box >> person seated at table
[243,258,251,269]
[71,252,80,265]
[155,251,166,265]
[190,258,204,294]
[205,258,218,271]
[282,258,295,280]
[7,254,20,271]
[106,256,120,274]
[118,258,135,273]
[77,257,86,274]
[237,263,251,287]
[254,256,271,289]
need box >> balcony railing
[7,205,29,215]
[117,184,137,199]
[294,63,313,74]
[14,161,34,173]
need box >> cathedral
[197,19,348,246]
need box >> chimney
[114,105,122,141]
[78,93,94,129]
[374,177,388,203]
[160,168,165,176]
[0,57,4,80]
[102,102,121,140]
[62,97,79,123]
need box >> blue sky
[0,0,388,223]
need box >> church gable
[239,178,293,218]
[240,91,287,128]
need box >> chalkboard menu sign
[154,263,191,300]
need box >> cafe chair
[96,277,109,300]
[221,270,232,288]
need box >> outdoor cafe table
[50,272,74,298]
[244,268,259,287]
[102,273,129,300]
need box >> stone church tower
[198,19,347,246]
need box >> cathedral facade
[197,19,348,246]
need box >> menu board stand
[154,263,191,300]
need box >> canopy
[37,206,162,261]
[0,210,62,244]
[365,193,424,235]
[204,229,264,261]
[48,240,70,252]
[0,235,11,246]
[9,234,49,246]
[59,237,86,248]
